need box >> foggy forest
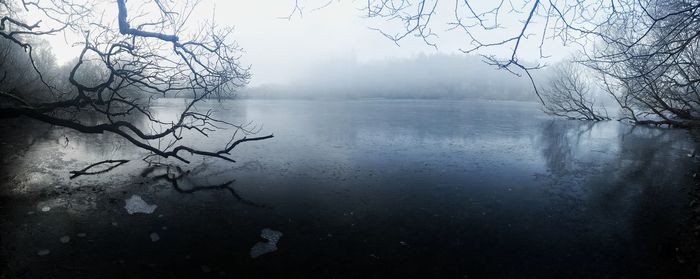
[1,0,700,278]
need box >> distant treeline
[238,53,541,101]
[0,37,540,103]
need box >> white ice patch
[150,232,160,242]
[250,228,283,258]
[37,249,50,256]
[36,199,65,212]
[124,195,157,215]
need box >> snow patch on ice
[124,195,157,214]
[150,232,160,242]
[250,228,283,258]
[37,249,50,256]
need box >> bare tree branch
[0,0,272,164]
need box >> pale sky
[46,0,572,87]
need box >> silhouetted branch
[292,0,700,116]
[116,0,179,42]
[0,0,271,163]
[69,159,130,179]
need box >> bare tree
[588,1,700,127]
[0,0,272,165]
[542,62,609,121]
[353,1,700,81]
[291,0,700,124]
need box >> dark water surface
[0,99,696,278]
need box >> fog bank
[239,54,541,101]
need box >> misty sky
[46,1,573,87]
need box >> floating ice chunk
[261,228,283,242]
[60,236,70,244]
[250,228,283,258]
[41,206,51,212]
[150,232,160,242]
[250,240,276,258]
[124,195,157,215]
[37,249,50,256]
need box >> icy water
[0,99,697,278]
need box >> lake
[0,99,696,278]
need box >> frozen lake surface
[0,99,696,278]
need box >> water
[0,99,696,278]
